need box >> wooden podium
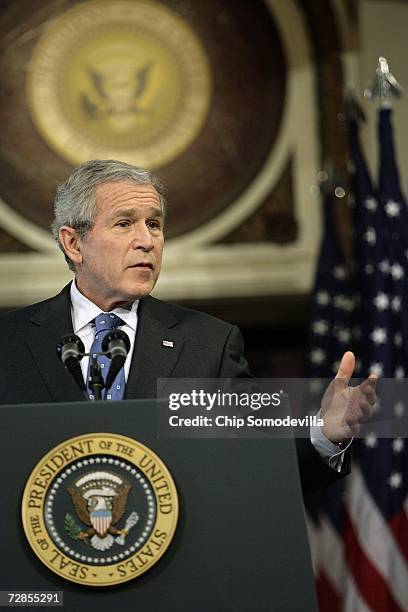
[0,400,318,611]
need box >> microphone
[56,334,86,392]
[102,329,131,391]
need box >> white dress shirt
[70,280,139,385]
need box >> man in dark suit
[0,159,376,492]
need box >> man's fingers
[335,351,356,384]
[360,374,377,405]
[345,409,363,427]
[362,385,376,404]
[345,399,373,426]
[323,357,377,443]
[364,374,378,391]
[358,399,373,419]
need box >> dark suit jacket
[0,283,347,492]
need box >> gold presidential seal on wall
[26,0,212,169]
[21,433,178,587]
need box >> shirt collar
[70,280,139,333]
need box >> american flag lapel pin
[162,340,174,348]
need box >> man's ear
[59,226,83,266]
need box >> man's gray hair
[51,159,167,271]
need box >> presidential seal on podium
[21,433,179,586]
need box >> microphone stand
[87,345,123,401]
[88,354,106,401]
[73,348,117,401]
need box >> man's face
[74,181,164,310]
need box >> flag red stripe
[343,511,405,612]
[315,572,341,612]
[388,511,408,566]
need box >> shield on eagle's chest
[90,510,112,535]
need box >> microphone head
[56,334,86,393]
[56,334,85,365]
[102,329,130,391]
[101,329,131,357]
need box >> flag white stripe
[306,511,345,592]
[305,515,320,575]
[348,464,408,610]
[319,515,345,593]
[307,511,373,611]
[343,572,372,612]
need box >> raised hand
[320,351,377,444]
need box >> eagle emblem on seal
[65,471,139,551]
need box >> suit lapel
[25,288,183,402]
[125,296,184,399]
[25,284,85,402]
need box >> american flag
[306,182,358,383]
[306,108,408,611]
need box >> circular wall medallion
[21,433,178,586]
[0,0,285,237]
[27,0,211,169]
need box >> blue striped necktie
[87,312,126,400]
